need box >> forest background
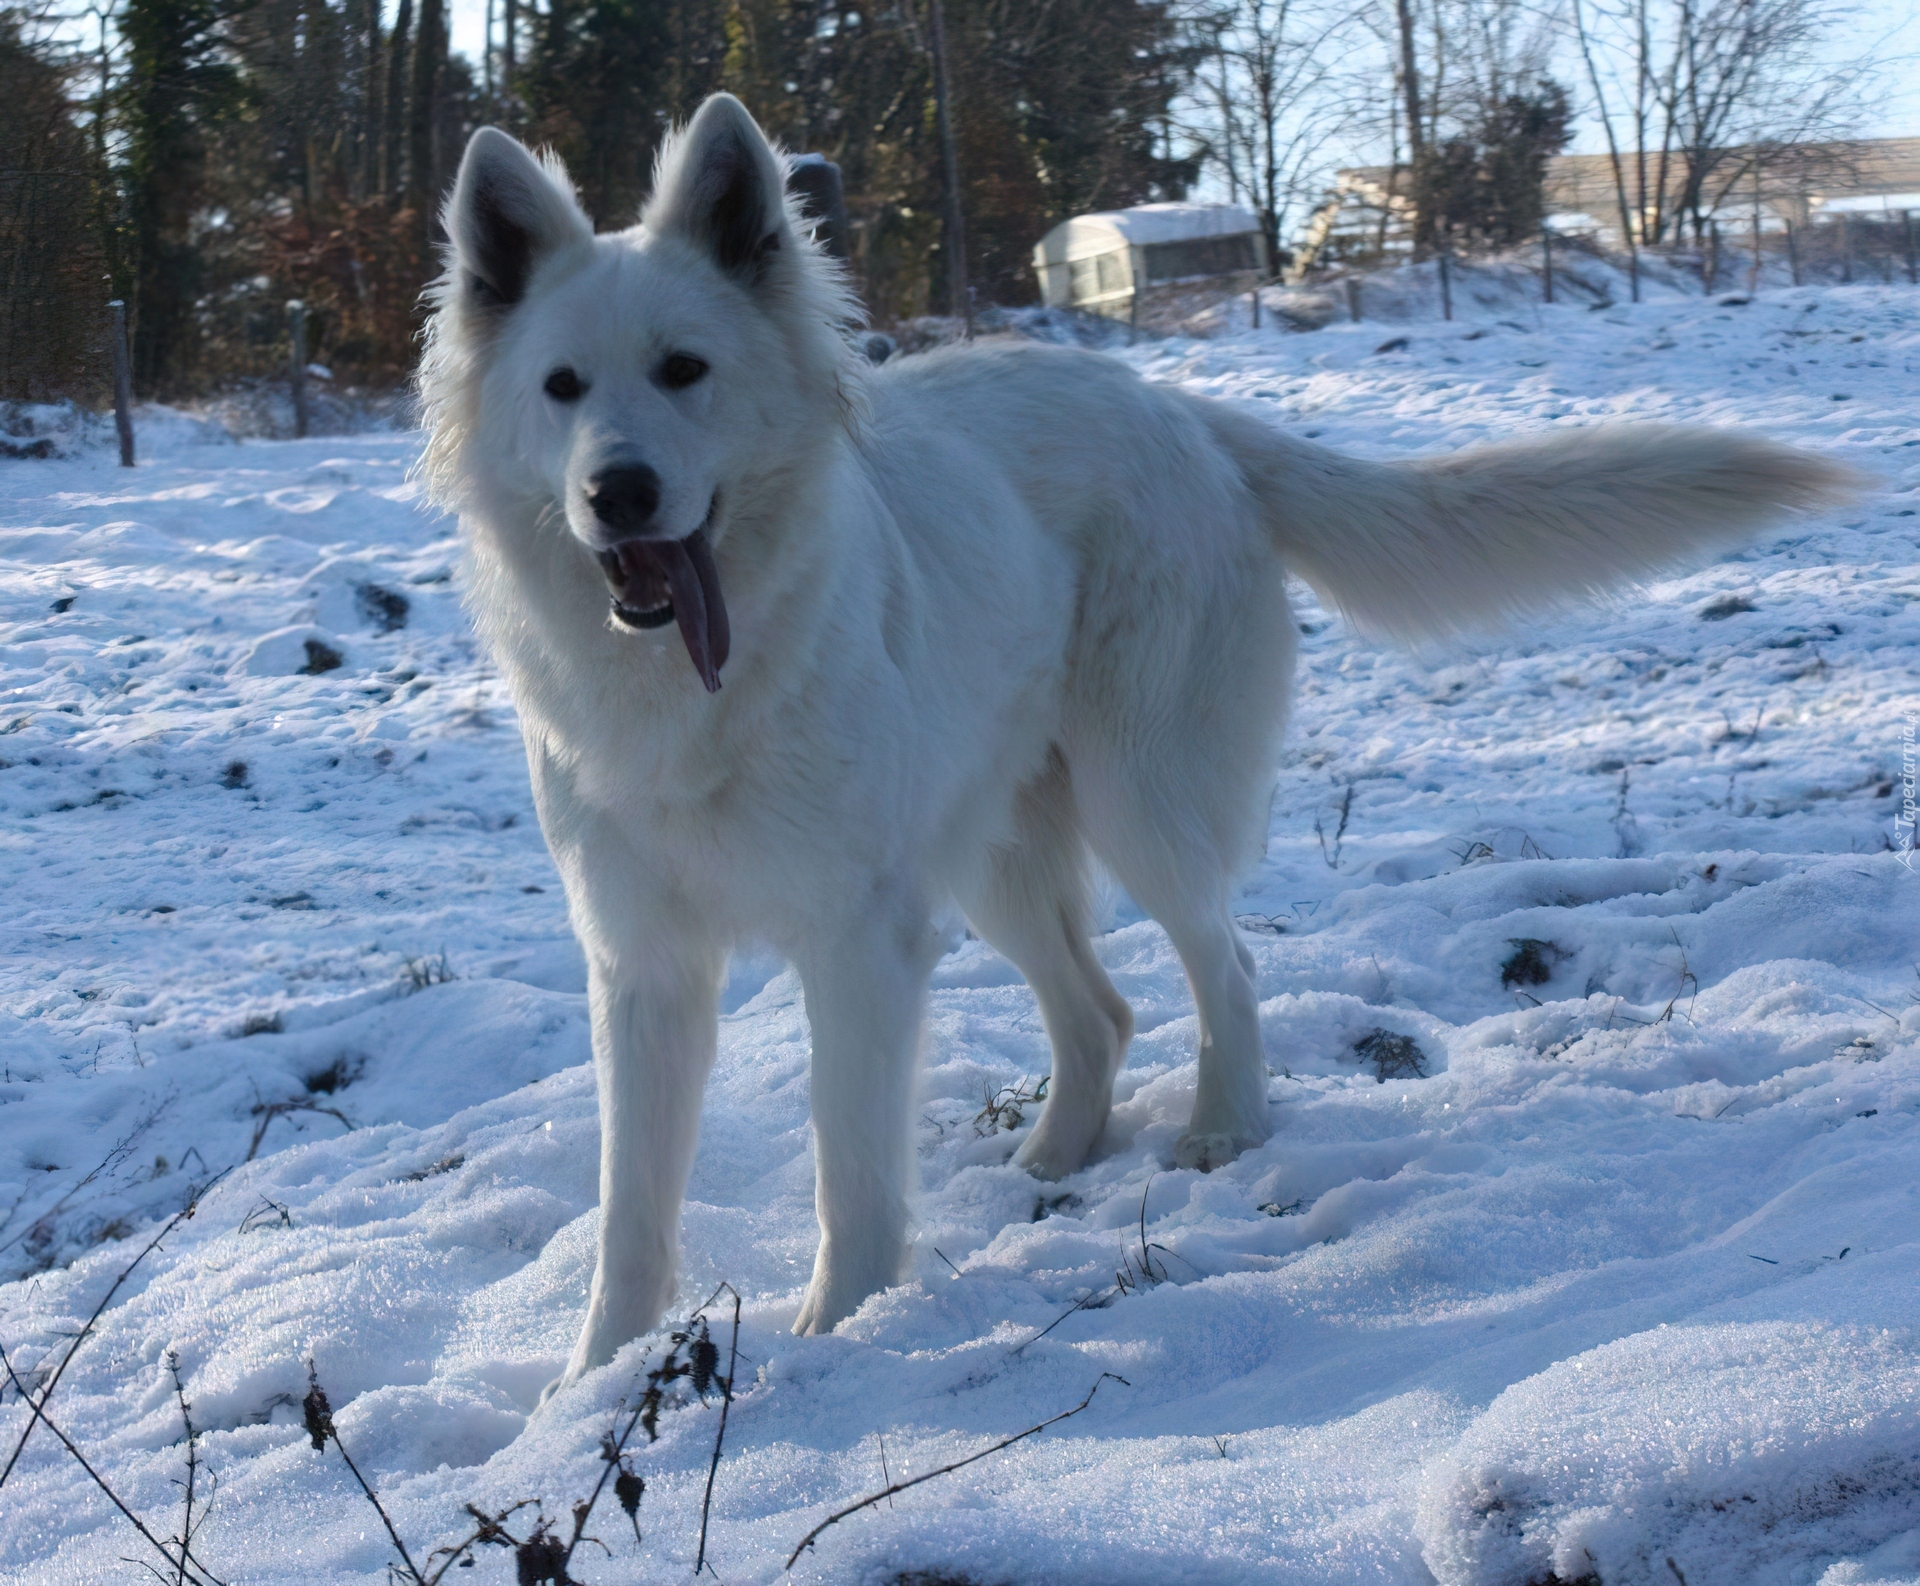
[0,0,1907,398]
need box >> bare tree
[1571,0,1645,295]
[1569,0,1888,252]
[1178,0,1366,265]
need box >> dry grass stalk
[783,1374,1128,1570]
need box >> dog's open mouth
[598,528,730,693]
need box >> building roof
[1333,136,1920,221]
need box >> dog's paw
[1010,1099,1107,1181]
[1012,1127,1090,1182]
[1172,1130,1242,1172]
[791,1284,842,1337]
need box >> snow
[1,280,1917,1586]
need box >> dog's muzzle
[597,527,730,694]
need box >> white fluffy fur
[419,95,1857,1390]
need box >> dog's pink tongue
[659,530,729,693]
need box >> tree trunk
[407,0,445,216]
[383,0,412,198]
[362,0,383,199]
[928,0,968,327]
[1571,0,1641,300]
[1393,0,1427,253]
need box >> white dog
[419,94,1851,1390]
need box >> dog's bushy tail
[1205,405,1862,643]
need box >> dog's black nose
[587,465,662,536]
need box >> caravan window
[1070,251,1131,301]
[1142,233,1259,284]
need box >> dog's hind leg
[792,881,945,1335]
[956,750,1133,1180]
[1069,543,1290,1172]
[1078,743,1276,1173]
[1113,863,1268,1172]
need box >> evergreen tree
[407,0,447,214]
[1476,81,1570,244]
[1413,78,1570,249]
[0,13,110,401]
[955,0,1197,303]
[63,0,1219,392]
[520,0,731,226]
[383,0,412,195]
[119,0,248,391]
[714,0,1195,317]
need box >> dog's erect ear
[444,127,593,311]
[644,94,789,283]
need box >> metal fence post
[1438,250,1452,321]
[287,299,309,438]
[108,299,135,467]
[1840,214,1853,284]
[1346,276,1362,322]
[785,155,849,259]
[1542,227,1554,304]
[1786,220,1799,286]
[1906,209,1917,286]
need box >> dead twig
[237,1197,291,1234]
[0,1092,176,1259]
[693,1283,743,1577]
[0,1169,229,1492]
[247,1095,352,1162]
[1315,781,1354,869]
[972,1075,1047,1137]
[302,1363,427,1583]
[783,1374,1128,1570]
[0,1346,226,1586]
[304,1368,544,1585]
[1008,1286,1116,1356]
[420,1500,539,1582]
[1612,765,1643,857]
[166,1350,216,1586]
[556,1290,739,1577]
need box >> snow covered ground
[1,280,1917,1586]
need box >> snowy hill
[1,283,1917,1586]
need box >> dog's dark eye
[544,367,584,402]
[659,354,708,390]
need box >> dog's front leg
[559,946,723,1389]
[792,899,940,1335]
